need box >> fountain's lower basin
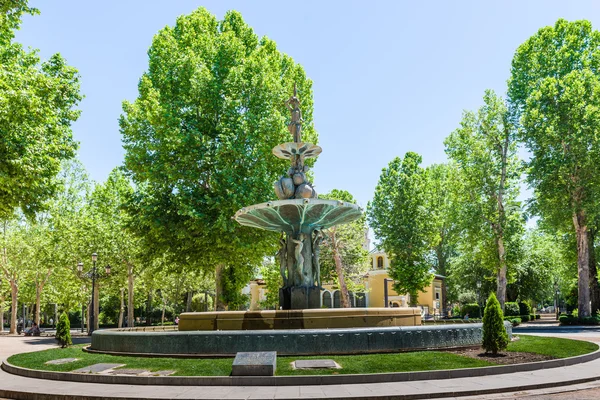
[88,321,513,357]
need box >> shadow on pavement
[20,337,91,346]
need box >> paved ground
[0,329,599,399]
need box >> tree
[120,8,316,310]
[319,190,369,308]
[445,90,524,310]
[424,163,461,312]
[0,2,82,220]
[55,312,72,347]
[482,293,509,355]
[368,152,433,305]
[508,19,600,317]
[259,261,281,310]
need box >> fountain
[233,85,362,309]
[87,89,508,357]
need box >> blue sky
[15,1,600,210]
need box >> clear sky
[14,1,600,210]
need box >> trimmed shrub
[511,318,522,326]
[482,293,509,355]
[518,302,531,316]
[460,303,481,319]
[55,312,72,348]
[504,302,519,317]
[520,315,530,322]
[535,314,541,320]
[529,314,535,321]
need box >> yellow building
[247,250,445,317]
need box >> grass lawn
[508,335,598,358]
[6,335,597,377]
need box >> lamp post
[78,253,111,335]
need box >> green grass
[7,335,597,377]
[508,335,598,358]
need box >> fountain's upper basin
[234,198,362,233]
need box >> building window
[377,256,384,269]
[435,292,440,300]
[333,290,341,308]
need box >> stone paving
[0,332,599,399]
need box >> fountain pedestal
[279,286,320,309]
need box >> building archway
[333,290,341,308]
[322,290,332,308]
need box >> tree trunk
[186,291,193,312]
[9,280,17,334]
[118,288,125,328]
[161,293,166,325]
[331,231,351,308]
[94,281,100,330]
[573,210,592,318]
[588,229,600,315]
[215,263,226,311]
[496,239,507,311]
[146,291,152,326]
[127,264,134,328]
[35,284,42,326]
[0,299,4,332]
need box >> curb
[3,347,600,387]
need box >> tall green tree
[0,2,82,219]
[120,8,316,310]
[445,90,524,309]
[368,152,433,305]
[319,190,369,308]
[508,19,600,317]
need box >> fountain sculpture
[233,85,362,309]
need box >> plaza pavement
[0,330,599,400]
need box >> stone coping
[3,346,600,387]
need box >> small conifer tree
[482,293,508,354]
[55,312,72,348]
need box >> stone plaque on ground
[294,359,338,369]
[109,368,149,375]
[73,363,124,374]
[152,370,175,376]
[232,351,276,376]
[45,358,78,365]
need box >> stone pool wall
[90,322,512,356]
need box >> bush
[520,315,530,322]
[535,314,541,320]
[504,302,519,317]
[511,318,522,326]
[482,293,509,355]
[518,302,531,316]
[560,314,600,325]
[460,303,481,319]
[529,314,535,321]
[55,312,72,348]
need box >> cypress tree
[482,293,509,354]
[55,312,72,348]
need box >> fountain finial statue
[286,83,302,143]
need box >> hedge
[518,302,531,316]
[504,302,519,317]
[460,303,481,319]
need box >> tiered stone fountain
[233,85,362,309]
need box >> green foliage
[460,303,481,319]
[445,90,524,308]
[55,312,72,348]
[120,8,315,303]
[508,19,600,318]
[0,3,82,219]
[504,302,519,317]
[482,293,509,355]
[258,261,281,310]
[319,190,369,301]
[368,152,433,304]
[520,314,530,322]
[559,314,600,325]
